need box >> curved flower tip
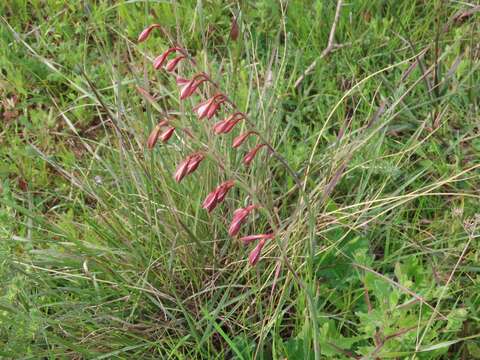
[138,24,161,43]
[248,239,266,266]
[202,180,235,213]
[228,204,257,237]
[166,55,186,72]
[243,143,268,166]
[233,131,258,148]
[174,152,205,182]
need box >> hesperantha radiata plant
[137,23,285,266]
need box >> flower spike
[138,24,161,43]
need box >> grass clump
[1,1,480,358]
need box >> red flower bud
[202,192,218,213]
[248,239,266,265]
[174,152,205,182]
[228,205,257,236]
[174,158,190,183]
[147,120,169,149]
[153,47,186,70]
[206,102,221,119]
[195,94,227,119]
[243,143,268,166]
[138,24,161,43]
[186,153,205,174]
[213,112,245,134]
[147,124,162,149]
[180,80,197,100]
[196,98,215,119]
[165,55,186,72]
[216,180,235,202]
[232,131,258,148]
[212,119,230,134]
[180,74,209,100]
[160,126,175,143]
[202,180,235,213]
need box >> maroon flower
[165,55,186,72]
[202,180,235,213]
[248,239,267,266]
[147,120,168,149]
[174,152,205,182]
[153,47,187,70]
[232,131,258,148]
[239,233,274,266]
[179,73,209,100]
[243,143,268,166]
[160,126,175,143]
[195,94,227,119]
[213,112,246,134]
[228,205,257,236]
[240,233,274,266]
[138,24,161,43]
